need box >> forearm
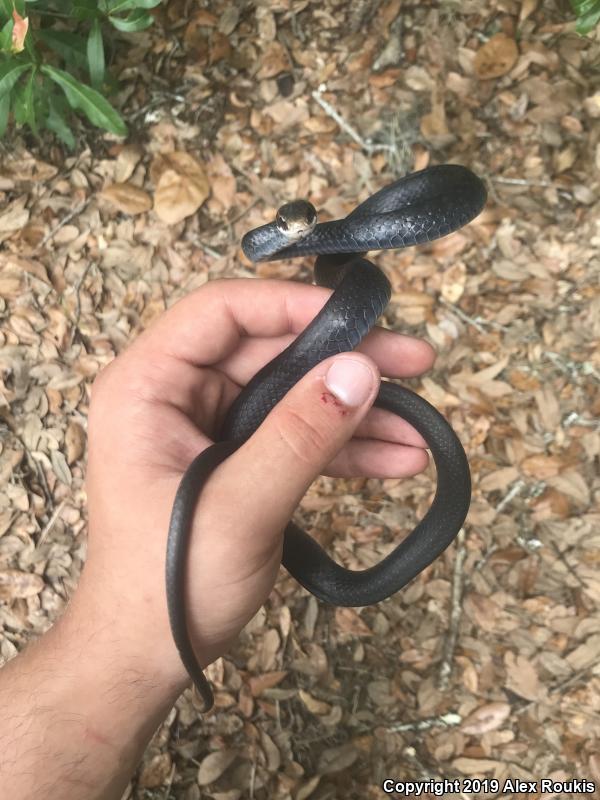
[0,599,187,800]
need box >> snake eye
[276,213,289,231]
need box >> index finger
[136,278,335,364]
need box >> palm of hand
[80,280,435,684]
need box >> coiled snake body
[167,164,487,710]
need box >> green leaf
[0,18,13,51]
[570,0,598,14]
[87,19,105,89]
[0,61,30,97]
[73,0,101,22]
[0,90,10,136]
[0,0,25,17]
[13,66,36,133]
[41,65,127,136]
[109,9,154,31]
[570,0,600,32]
[45,93,75,149]
[577,6,600,32]
[107,0,161,12]
[38,30,88,70]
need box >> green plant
[570,0,600,33]
[0,0,161,147]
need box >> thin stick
[492,176,552,188]
[37,500,67,547]
[388,711,462,733]
[311,86,394,155]
[37,197,93,250]
[438,528,467,689]
[439,297,509,333]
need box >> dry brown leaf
[367,679,396,707]
[255,628,281,672]
[51,448,72,486]
[520,454,565,479]
[479,466,520,493]
[583,92,600,118]
[0,152,57,183]
[465,357,510,386]
[257,41,288,79]
[219,6,240,36]
[264,100,309,130]
[138,753,172,789]
[65,421,86,464]
[114,145,143,183]
[334,607,372,637]
[440,262,466,303]
[504,652,541,701]
[152,152,210,224]
[390,290,434,307]
[299,689,332,715]
[546,472,590,505]
[554,144,577,173]
[317,743,358,775]
[296,776,321,800]
[420,109,448,140]
[197,749,237,786]
[452,757,503,774]
[474,34,519,79]
[100,183,152,215]
[0,197,29,237]
[260,729,281,772]
[207,153,237,213]
[209,32,231,64]
[0,272,22,298]
[248,670,287,696]
[0,569,44,600]
[566,634,600,671]
[519,0,539,22]
[461,702,511,735]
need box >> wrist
[0,601,187,800]
[64,570,191,696]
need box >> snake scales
[166,164,487,710]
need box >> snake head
[275,200,317,241]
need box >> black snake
[166,164,487,710]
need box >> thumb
[227,354,380,532]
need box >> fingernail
[325,358,374,408]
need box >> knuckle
[274,403,330,465]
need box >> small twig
[249,758,257,800]
[162,762,177,800]
[544,351,600,383]
[68,260,95,347]
[495,479,526,514]
[387,711,462,733]
[224,198,260,232]
[188,237,223,259]
[491,176,552,188]
[438,528,467,690]
[36,197,93,251]
[563,412,600,429]
[549,540,586,588]
[36,500,66,547]
[311,85,395,155]
[0,420,53,512]
[439,297,509,333]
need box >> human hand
[74,278,436,689]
